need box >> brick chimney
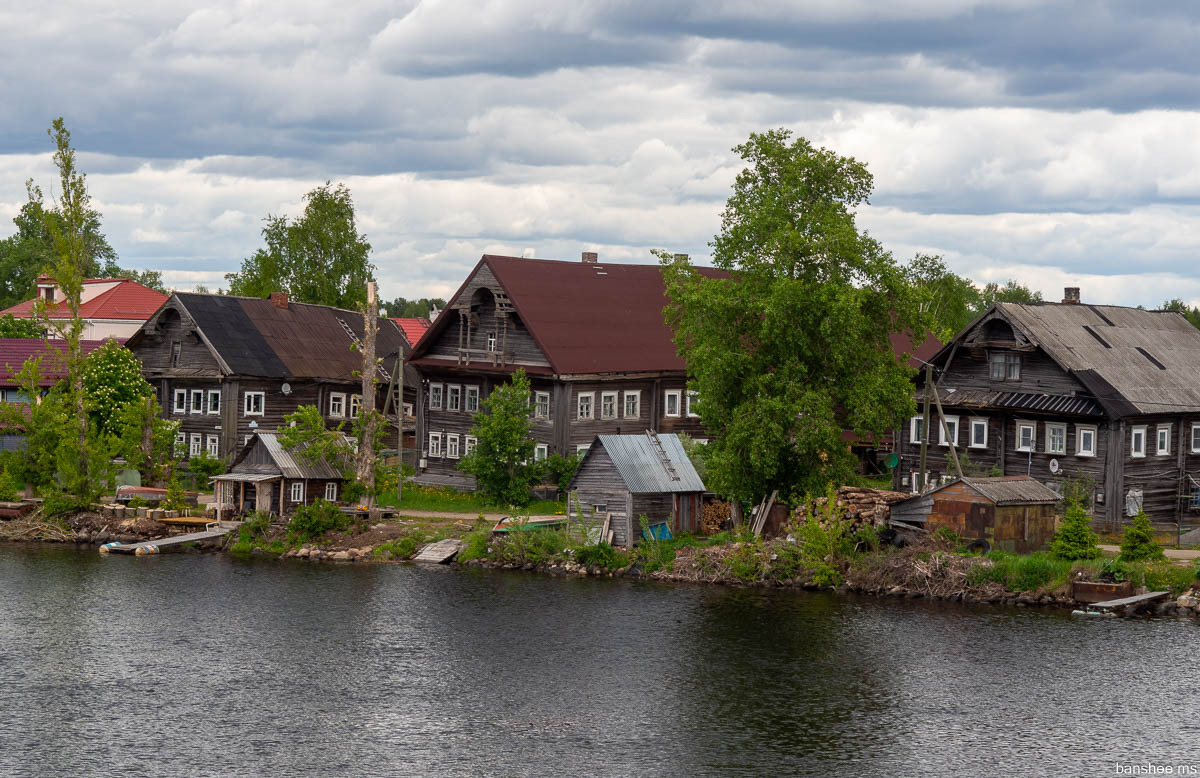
[269,292,289,309]
[1062,287,1080,305]
[581,251,598,264]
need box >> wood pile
[794,486,912,528]
[700,500,730,535]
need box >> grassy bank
[376,484,564,516]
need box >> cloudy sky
[2,0,1199,307]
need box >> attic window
[1082,325,1111,349]
[1136,347,1166,370]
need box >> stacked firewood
[700,500,730,535]
[794,486,911,528]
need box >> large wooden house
[406,253,722,488]
[126,292,417,464]
[896,288,1200,534]
[212,431,351,519]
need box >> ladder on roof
[337,317,391,382]
[645,429,681,481]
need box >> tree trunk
[731,499,744,527]
[355,281,379,509]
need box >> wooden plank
[414,538,463,564]
[100,526,230,555]
[752,489,778,537]
[1087,591,1169,610]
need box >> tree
[661,129,921,505]
[0,314,44,339]
[1159,299,1200,330]
[906,253,981,341]
[225,182,375,309]
[279,405,355,477]
[1050,502,1102,560]
[458,369,538,505]
[977,280,1043,309]
[1118,512,1165,562]
[81,339,154,436]
[382,297,446,319]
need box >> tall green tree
[977,279,1043,309]
[1159,298,1200,329]
[382,297,446,319]
[225,182,375,309]
[458,369,538,506]
[906,253,981,341]
[661,129,921,506]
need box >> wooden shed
[567,432,706,547]
[212,432,350,521]
[891,476,1059,553]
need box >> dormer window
[990,352,1021,381]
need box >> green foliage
[81,339,154,436]
[456,529,493,563]
[225,182,375,310]
[660,129,921,504]
[161,476,189,512]
[0,314,43,339]
[382,297,446,319]
[114,398,178,485]
[184,451,225,485]
[905,253,981,342]
[575,541,624,569]
[0,464,20,501]
[458,369,538,506]
[540,452,580,492]
[288,498,351,542]
[1051,502,1102,560]
[633,515,676,573]
[978,280,1043,308]
[967,551,1073,593]
[242,510,273,538]
[677,432,709,483]
[728,540,768,582]
[489,524,571,566]
[1056,473,1096,513]
[280,405,354,475]
[374,531,430,560]
[792,491,857,587]
[1119,512,1165,562]
[1160,299,1200,330]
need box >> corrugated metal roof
[231,432,349,480]
[958,476,1059,505]
[0,339,107,384]
[587,433,705,494]
[933,388,1102,417]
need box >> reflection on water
[0,544,1194,776]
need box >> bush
[633,515,676,573]
[242,510,273,539]
[576,541,624,569]
[1118,512,1165,562]
[288,499,351,541]
[160,476,189,512]
[541,453,581,493]
[185,452,225,489]
[374,531,429,560]
[457,529,493,563]
[0,466,20,501]
[1050,503,1101,560]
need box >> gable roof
[228,431,351,480]
[1,279,167,321]
[574,433,706,494]
[0,339,108,385]
[959,302,1200,415]
[939,476,1059,506]
[128,293,410,382]
[390,317,430,348]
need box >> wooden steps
[413,539,463,564]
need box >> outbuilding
[212,432,350,520]
[567,432,705,547]
[890,475,1060,553]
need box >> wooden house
[406,253,722,489]
[0,338,106,453]
[2,275,167,341]
[567,432,706,547]
[891,476,1059,553]
[896,288,1200,535]
[126,292,417,465]
[212,432,350,519]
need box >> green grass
[373,530,432,560]
[377,484,564,516]
[967,551,1074,593]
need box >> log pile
[700,500,730,535]
[794,486,912,528]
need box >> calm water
[1,544,1197,777]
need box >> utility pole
[930,382,963,479]
[918,364,932,492]
[396,353,403,504]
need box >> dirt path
[1099,544,1200,562]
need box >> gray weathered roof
[932,387,1103,417]
[998,302,1200,415]
[958,476,1059,505]
[229,432,350,480]
[586,433,706,494]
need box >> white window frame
[324,482,338,501]
[349,395,360,418]
[1192,423,1200,454]
[1131,425,1147,458]
[938,415,960,448]
[1046,422,1067,455]
[465,385,480,413]
[969,417,988,449]
[577,392,594,420]
[403,402,414,419]
[205,434,219,457]
[329,392,346,418]
[664,390,681,418]
[207,389,221,416]
[244,391,264,416]
[623,390,641,419]
[535,443,548,461]
[429,383,443,411]
[1077,425,1097,458]
[1157,424,1172,456]
[446,433,460,459]
[189,389,204,414]
[576,444,590,455]
[533,391,550,420]
[290,481,304,503]
[189,433,202,457]
[487,332,497,352]
[910,415,924,444]
[686,390,699,418]
[173,389,187,415]
[600,391,618,420]
[174,432,186,457]
[464,435,477,456]
[1016,420,1036,452]
[428,432,442,458]
[447,384,461,412]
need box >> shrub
[1050,503,1101,560]
[968,551,1073,593]
[541,453,581,493]
[160,476,189,512]
[288,498,350,541]
[374,531,429,560]
[1118,512,1165,562]
[185,452,225,489]
[633,516,676,573]
[576,541,623,569]
[457,529,493,563]
[241,510,273,539]
[728,541,767,582]
[0,466,19,501]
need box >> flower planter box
[1072,580,1133,603]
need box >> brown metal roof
[957,476,1060,505]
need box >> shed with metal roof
[891,476,1059,553]
[212,431,352,519]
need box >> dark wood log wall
[569,448,633,546]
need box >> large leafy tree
[977,279,1043,308]
[382,296,446,319]
[906,253,981,341]
[661,129,921,505]
[458,369,538,506]
[225,182,375,309]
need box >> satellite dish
[1049,458,1059,474]
[281,383,292,395]
[885,453,900,469]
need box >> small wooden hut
[212,432,350,520]
[890,475,1059,553]
[567,432,705,547]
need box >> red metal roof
[0,339,108,385]
[390,317,431,348]
[1,279,167,321]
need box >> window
[0,389,29,405]
[576,444,590,455]
[534,391,550,420]
[325,482,338,501]
[205,435,219,457]
[207,390,220,415]
[244,392,264,416]
[1126,488,1144,517]
[969,418,988,449]
[1157,424,1172,456]
[990,352,1021,381]
[189,390,204,414]
[593,503,608,514]
[446,434,460,458]
[664,390,681,417]
[189,433,202,457]
[429,383,443,410]
[601,391,617,419]
[290,482,304,503]
[170,341,182,367]
[1046,423,1067,455]
[465,386,480,413]
[174,432,186,457]
[1191,486,1200,510]
[487,332,497,352]
[349,395,360,418]
[447,385,461,412]
[173,389,187,414]
[329,393,346,418]
[1131,425,1146,458]
[624,391,640,419]
[1193,423,1200,454]
[1077,426,1097,457]
[464,436,477,456]
[910,416,924,444]
[938,415,959,447]
[1016,421,1036,452]
[687,390,699,417]
[577,392,594,420]
[428,432,442,457]
[535,443,548,461]
[403,402,414,419]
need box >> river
[0,543,1196,777]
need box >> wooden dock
[1073,590,1169,616]
[99,526,231,555]
[413,539,462,564]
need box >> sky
[2,0,1200,308]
